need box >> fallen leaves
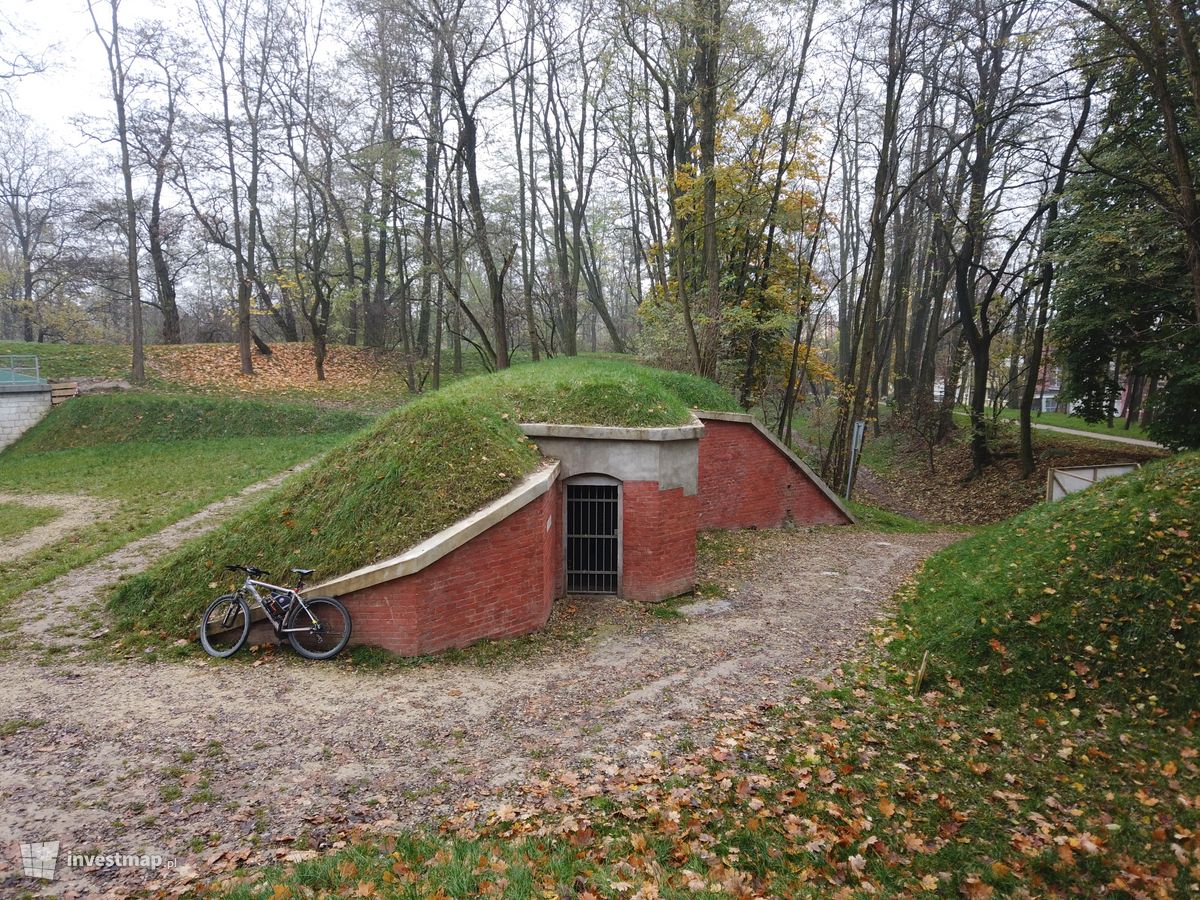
[145,342,404,396]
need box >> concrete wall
[0,385,51,452]
[522,421,702,495]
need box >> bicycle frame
[241,577,321,635]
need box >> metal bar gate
[565,483,619,594]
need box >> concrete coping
[304,460,561,598]
[0,381,51,395]
[520,416,704,442]
[693,409,857,525]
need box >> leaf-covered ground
[0,524,947,898]
[851,426,1167,526]
[205,455,1200,899]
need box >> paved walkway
[1023,420,1163,449]
[953,410,1165,449]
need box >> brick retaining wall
[621,481,697,601]
[697,415,851,529]
[339,480,561,656]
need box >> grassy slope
[0,340,131,380]
[216,455,1200,899]
[111,358,737,638]
[0,395,366,617]
[891,452,1199,712]
[20,393,368,451]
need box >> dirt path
[0,522,959,897]
[0,492,121,562]
[10,463,312,649]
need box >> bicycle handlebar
[226,564,268,577]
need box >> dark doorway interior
[565,482,619,594]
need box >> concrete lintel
[695,409,857,524]
[0,382,51,395]
[304,460,560,598]
[520,418,704,443]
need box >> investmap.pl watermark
[18,840,175,881]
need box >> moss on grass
[110,358,736,639]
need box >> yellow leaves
[878,797,896,818]
[919,873,940,891]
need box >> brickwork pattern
[339,484,559,655]
[621,480,697,602]
[697,417,850,530]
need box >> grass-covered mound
[13,393,370,453]
[890,452,1199,712]
[111,358,736,637]
[0,340,132,380]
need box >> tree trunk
[90,0,145,383]
[695,0,722,379]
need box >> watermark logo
[19,842,59,881]
[16,840,175,880]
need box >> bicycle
[199,565,352,661]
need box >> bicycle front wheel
[285,596,352,660]
[199,594,251,658]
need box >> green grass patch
[0,717,45,737]
[889,452,1199,712]
[14,393,369,452]
[0,393,364,615]
[111,358,736,640]
[0,499,59,540]
[990,406,1151,441]
[0,341,132,380]
[845,499,938,533]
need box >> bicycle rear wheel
[199,594,251,658]
[285,596,352,660]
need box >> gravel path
[10,463,312,648]
[0,522,958,897]
[0,492,120,562]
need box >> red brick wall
[697,417,850,530]
[338,484,559,656]
[621,481,697,601]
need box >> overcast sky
[5,0,175,148]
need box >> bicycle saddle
[291,568,315,577]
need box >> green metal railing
[0,354,45,384]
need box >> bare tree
[88,0,146,383]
